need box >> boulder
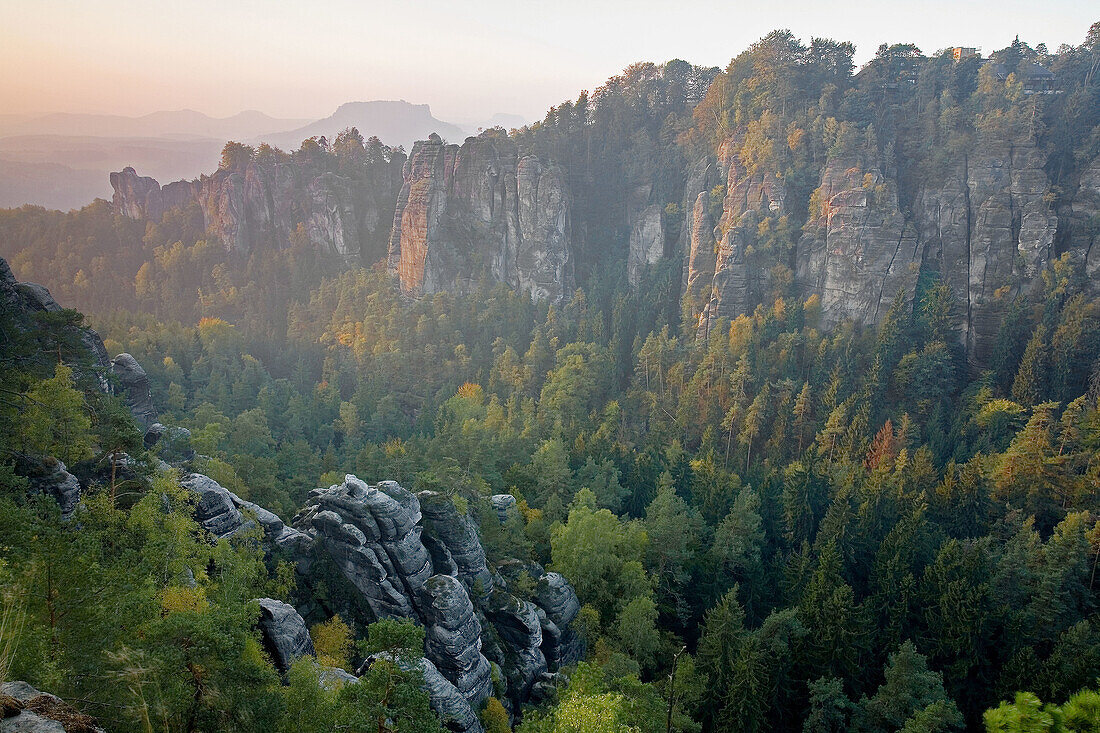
[110,353,158,429]
[0,683,103,733]
[179,473,248,539]
[256,598,316,674]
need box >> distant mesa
[256,100,467,152]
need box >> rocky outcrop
[179,474,582,721]
[797,159,921,327]
[111,154,405,262]
[388,133,574,304]
[110,167,195,221]
[916,133,1058,363]
[678,156,720,293]
[0,257,110,376]
[685,126,1065,364]
[1,682,105,733]
[179,473,250,540]
[627,204,665,286]
[420,575,494,706]
[684,190,718,319]
[1060,156,1100,286]
[256,598,316,673]
[16,457,81,520]
[110,353,158,429]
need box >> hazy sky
[1,0,1095,123]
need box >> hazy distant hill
[258,100,466,151]
[0,135,225,209]
[0,109,311,141]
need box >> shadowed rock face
[387,132,574,304]
[1,256,110,377]
[111,353,158,429]
[257,598,316,674]
[628,204,665,286]
[915,133,1059,364]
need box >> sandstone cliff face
[797,158,921,327]
[693,138,789,334]
[684,128,1064,363]
[916,133,1058,363]
[110,167,195,221]
[1057,155,1100,289]
[112,156,405,262]
[627,204,665,286]
[388,133,574,304]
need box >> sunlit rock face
[388,132,574,304]
[796,156,921,328]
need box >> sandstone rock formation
[1,257,110,377]
[797,158,921,327]
[0,682,105,733]
[683,126,1073,364]
[915,133,1058,363]
[110,353,158,429]
[15,457,81,520]
[387,133,574,304]
[256,598,317,674]
[177,473,581,729]
[627,204,665,286]
[110,167,195,221]
[111,154,405,263]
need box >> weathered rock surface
[110,353,158,429]
[16,457,81,520]
[0,682,104,733]
[685,127,1066,364]
[915,133,1058,363]
[627,204,665,286]
[112,154,405,263]
[388,132,574,304]
[262,475,581,717]
[256,598,316,673]
[0,257,110,376]
[490,494,518,523]
[143,423,194,463]
[179,473,249,540]
[1060,155,1100,286]
[419,491,493,593]
[110,167,195,221]
[797,159,921,327]
[420,574,494,706]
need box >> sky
[1,0,1095,124]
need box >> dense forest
[3,21,1100,733]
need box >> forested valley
[3,22,1100,733]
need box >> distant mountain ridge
[256,100,466,151]
[0,109,311,141]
